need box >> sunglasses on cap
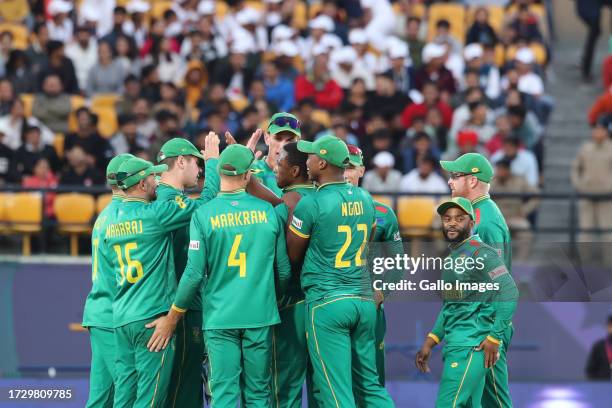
[449,172,472,180]
[272,116,301,130]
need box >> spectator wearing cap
[262,60,295,112]
[400,131,441,174]
[400,154,448,194]
[384,40,413,95]
[402,81,453,129]
[0,98,54,150]
[571,121,612,243]
[444,129,488,160]
[466,7,498,46]
[585,314,612,380]
[13,126,61,178]
[362,151,402,193]
[87,41,126,95]
[65,107,112,171]
[295,54,344,110]
[111,113,150,155]
[413,43,456,97]
[348,29,379,75]
[463,43,501,100]
[78,1,102,37]
[302,15,342,61]
[331,46,375,91]
[502,47,544,97]
[491,136,539,187]
[39,40,79,94]
[65,26,98,91]
[60,145,105,186]
[490,157,539,260]
[47,0,74,42]
[264,0,289,33]
[361,0,395,51]
[274,40,300,82]
[123,0,150,48]
[32,73,71,134]
[234,7,267,52]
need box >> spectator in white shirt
[348,29,379,75]
[123,1,150,49]
[362,151,403,193]
[400,154,449,193]
[0,99,54,150]
[65,26,98,91]
[47,0,74,43]
[491,136,539,186]
[501,47,544,96]
[330,46,376,91]
[302,15,342,61]
[463,43,501,100]
[361,0,395,52]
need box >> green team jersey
[429,235,518,347]
[275,183,316,308]
[472,195,512,272]
[371,200,404,296]
[155,164,220,311]
[174,189,291,329]
[251,156,283,197]
[82,196,122,328]
[290,181,377,302]
[104,159,219,328]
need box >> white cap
[348,29,368,45]
[312,43,329,57]
[388,42,409,59]
[422,42,446,63]
[49,0,73,15]
[197,0,215,15]
[126,0,150,14]
[321,33,342,51]
[265,0,283,3]
[271,25,295,43]
[236,8,261,26]
[361,0,375,8]
[515,47,535,64]
[309,15,334,32]
[231,31,256,54]
[275,40,298,57]
[80,4,99,22]
[373,151,395,168]
[463,43,483,61]
[332,46,357,65]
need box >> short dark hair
[436,19,451,29]
[155,109,178,123]
[114,6,127,14]
[47,40,64,56]
[283,142,308,178]
[413,131,431,142]
[407,16,421,25]
[118,113,136,126]
[503,136,521,147]
[25,125,40,134]
[495,157,513,169]
[508,105,527,120]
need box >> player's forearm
[247,177,282,206]
[430,305,446,343]
[201,158,220,201]
[275,236,292,294]
[173,264,204,310]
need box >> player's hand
[476,337,500,368]
[374,290,384,309]
[225,129,263,159]
[145,316,177,352]
[202,131,220,161]
[415,344,432,373]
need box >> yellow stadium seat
[216,1,228,19]
[20,93,33,117]
[466,5,505,34]
[245,1,264,12]
[53,133,64,158]
[230,96,250,113]
[372,195,394,209]
[292,1,307,30]
[96,193,113,214]
[54,193,95,256]
[392,2,425,19]
[397,196,436,237]
[0,23,28,49]
[6,192,42,255]
[427,3,466,44]
[150,1,173,19]
[0,192,11,233]
[494,44,506,67]
[92,106,118,138]
[311,109,331,127]
[309,2,322,19]
[91,93,122,110]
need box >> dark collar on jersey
[471,195,490,207]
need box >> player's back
[104,198,177,327]
[473,195,512,271]
[196,190,283,329]
[293,181,376,301]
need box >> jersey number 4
[113,242,144,285]
[228,234,246,278]
[335,224,368,268]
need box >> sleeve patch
[291,216,303,230]
[488,266,508,280]
[393,231,401,241]
[375,205,388,214]
[189,240,200,250]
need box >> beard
[443,225,471,243]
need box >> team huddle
[83,111,518,408]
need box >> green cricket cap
[297,135,350,168]
[267,112,301,137]
[437,197,475,220]
[347,144,363,167]
[117,158,168,189]
[106,153,135,185]
[157,138,204,163]
[440,153,494,183]
[218,144,255,176]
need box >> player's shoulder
[469,236,503,259]
[250,159,267,173]
[374,201,396,217]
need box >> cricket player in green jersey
[415,197,518,408]
[441,153,514,407]
[271,141,316,407]
[251,112,301,197]
[83,153,133,408]
[107,140,219,408]
[287,135,394,407]
[155,137,220,408]
[344,145,404,387]
[146,144,291,408]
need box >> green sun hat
[440,153,494,183]
[106,153,135,185]
[157,138,204,163]
[267,112,301,137]
[347,144,363,167]
[297,134,350,168]
[218,144,255,176]
[117,158,168,189]
[437,197,475,220]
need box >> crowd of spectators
[0,0,552,230]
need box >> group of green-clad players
[82,111,519,408]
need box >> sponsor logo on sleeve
[393,231,401,241]
[488,266,508,280]
[291,216,303,230]
[189,240,200,250]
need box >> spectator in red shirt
[22,157,58,218]
[401,81,453,129]
[588,84,612,126]
[295,54,344,110]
